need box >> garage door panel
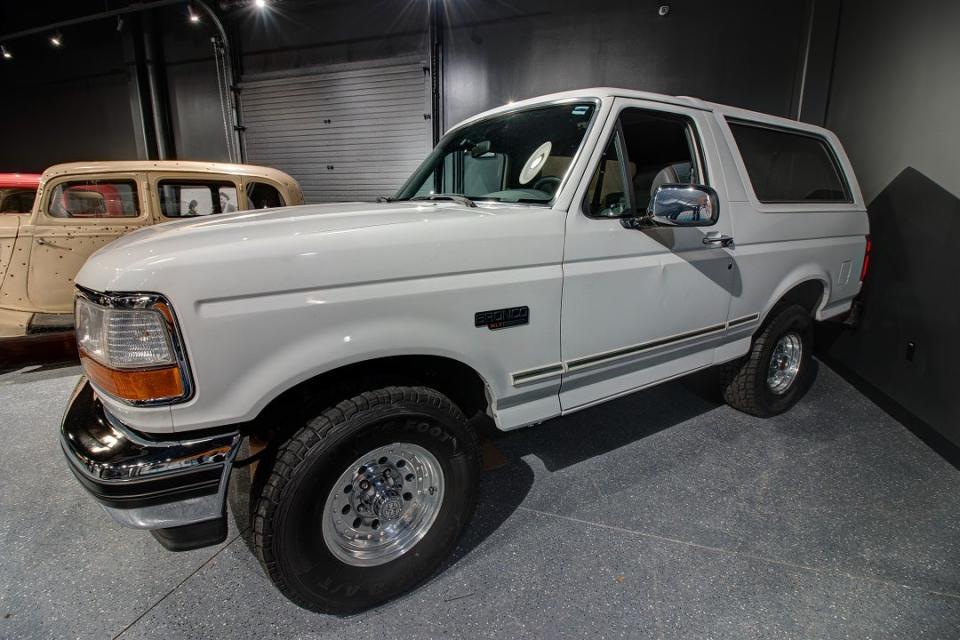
[241,60,431,203]
[244,127,426,141]
[250,156,426,168]
[242,91,426,112]
[242,94,427,114]
[242,77,426,99]
[244,117,427,133]
[243,63,421,87]
[241,83,426,108]
[245,138,427,153]
[242,100,428,123]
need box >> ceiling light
[1,45,11,60]
[188,5,201,23]
[50,32,63,47]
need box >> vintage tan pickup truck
[0,161,302,337]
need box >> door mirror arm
[619,211,659,230]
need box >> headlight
[75,290,192,405]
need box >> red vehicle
[0,173,41,214]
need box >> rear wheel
[253,386,480,614]
[722,305,814,417]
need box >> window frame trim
[724,117,854,205]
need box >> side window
[246,182,285,209]
[47,180,139,218]
[158,181,239,217]
[584,108,702,217]
[619,109,701,212]
[728,121,850,203]
[584,134,631,217]
[0,189,36,213]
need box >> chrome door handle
[703,231,734,248]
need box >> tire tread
[252,385,478,611]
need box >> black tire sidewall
[753,306,814,416]
[270,400,478,614]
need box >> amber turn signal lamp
[80,351,184,403]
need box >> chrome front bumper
[61,379,241,548]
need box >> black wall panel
[235,0,429,76]
[1,1,826,171]
[823,0,960,450]
[0,18,137,172]
[160,9,233,162]
[442,0,811,127]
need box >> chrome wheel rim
[322,442,444,567]
[767,332,803,394]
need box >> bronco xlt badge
[475,306,530,330]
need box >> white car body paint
[75,88,868,435]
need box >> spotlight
[50,31,63,47]
[1,45,11,60]
[187,5,201,23]
[254,0,267,8]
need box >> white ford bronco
[61,88,869,614]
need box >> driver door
[559,99,736,410]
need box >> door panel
[559,100,736,410]
[0,214,21,288]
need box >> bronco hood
[75,200,562,304]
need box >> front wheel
[721,305,815,417]
[253,386,481,614]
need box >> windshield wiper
[375,196,396,203]
[409,193,477,208]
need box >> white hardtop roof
[454,87,835,138]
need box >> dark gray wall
[827,0,960,202]
[160,9,233,161]
[1,0,832,171]
[442,0,820,127]
[235,0,429,76]
[0,3,233,170]
[821,0,960,449]
[0,20,139,172]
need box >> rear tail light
[859,235,871,282]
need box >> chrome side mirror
[647,184,719,227]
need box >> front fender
[203,314,500,429]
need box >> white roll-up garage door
[240,58,433,203]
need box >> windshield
[395,102,596,204]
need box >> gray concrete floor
[1,362,958,639]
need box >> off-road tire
[253,386,481,614]
[721,305,814,417]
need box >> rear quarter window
[728,121,851,204]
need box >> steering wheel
[532,176,561,196]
